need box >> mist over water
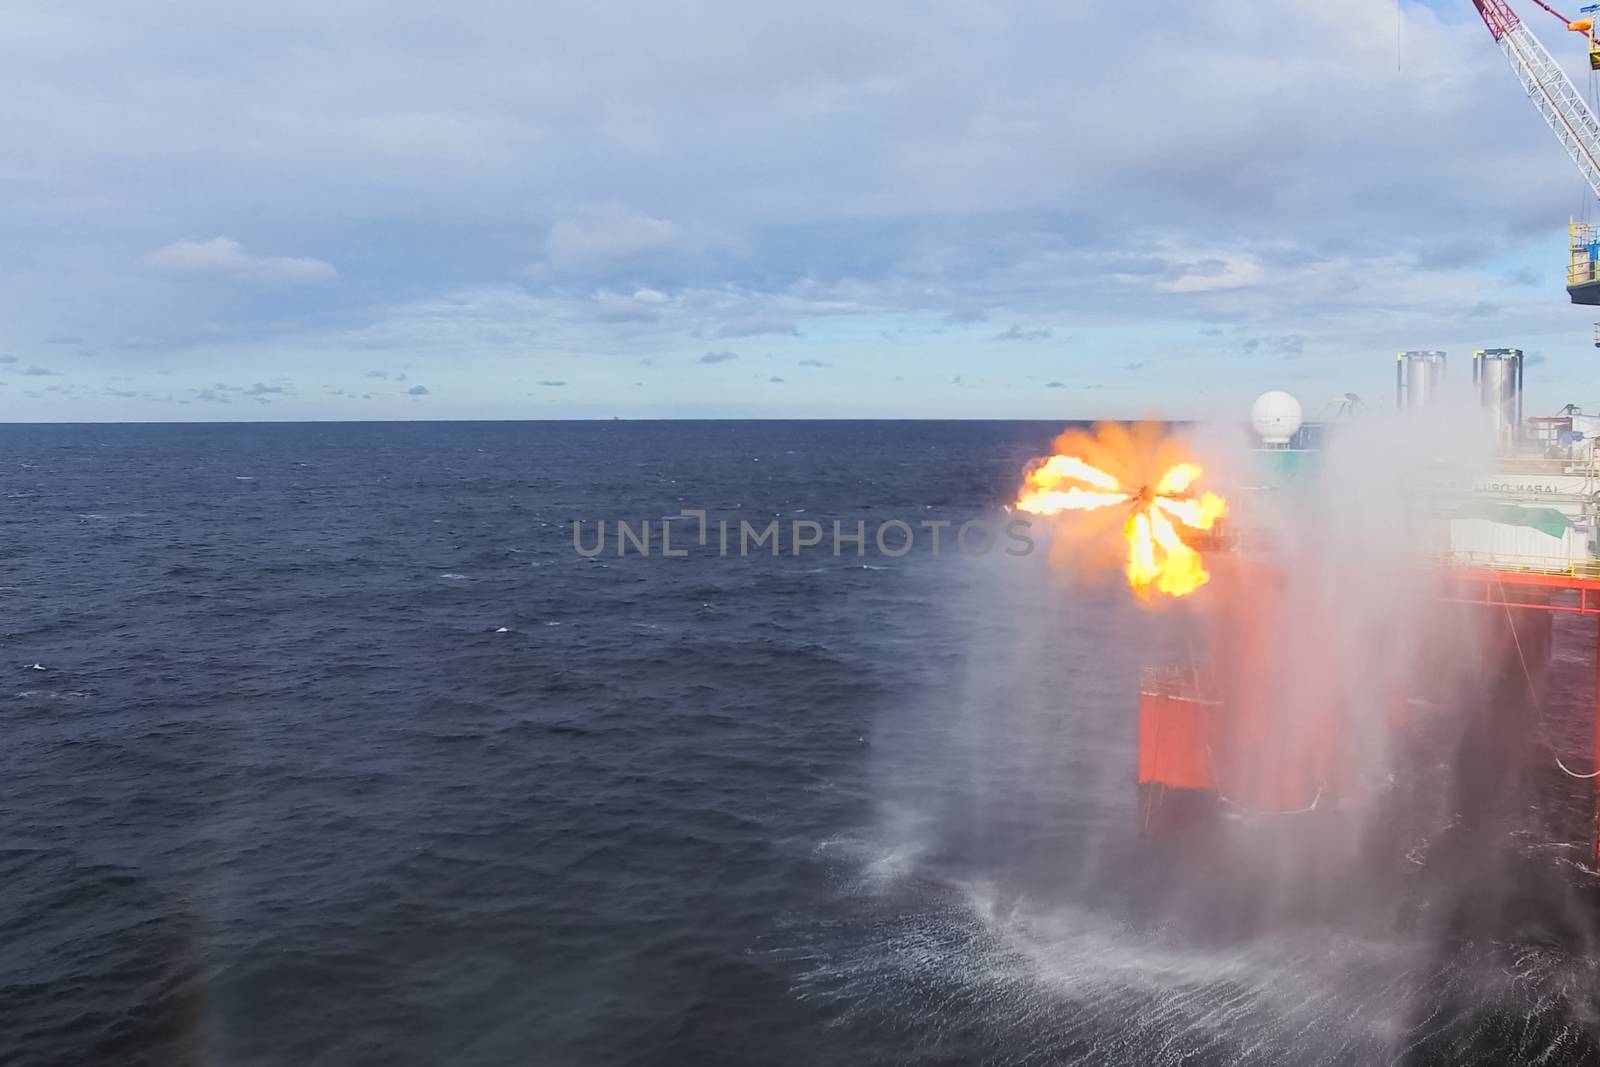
[822,408,1600,1065]
[11,419,1600,1066]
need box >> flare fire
[1015,424,1227,598]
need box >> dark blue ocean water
[5,420,1600,1067]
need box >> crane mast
[1473,0,1600,302]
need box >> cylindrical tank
[1473,348,1523,449]
[1396,350,1446,411]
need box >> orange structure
[1138,563,1600,861]
[1137,558,1344,823]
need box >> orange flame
[1014,423,1227,598]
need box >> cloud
[8,0,1600,416]
[1045,380,1065,388]
[1150,252,1264,293]
[1241,334,1304,358]
[768,375,785,383]
[0,355,19,364]
[715,316,799,338]
[407,385,430,395]
[798,358,830,367]
[591,290,663,323]
[177,380,295,403]
[993,325,1053,341]
[536,379,567,386]
[546,205,680,270]
[22,364,56,376]
[1125,360,1151,371]
[365,370,392,379]
[144,237,337,285]
[698,350,738,364]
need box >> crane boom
[1475,0,1600,200]
[1474,0,1600,302]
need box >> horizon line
[0,415,1192,427]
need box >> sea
[5,419,1600,1067]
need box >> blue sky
[5,0,1600,421]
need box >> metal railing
[1433,550,1600,580]
[1575,220,1599,286]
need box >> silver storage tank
[1473,348,1523,449]
[1396,350,1446,411]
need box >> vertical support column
[1593,615,1600,866]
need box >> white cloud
[1119,251,1268,294]
[546,206,680,270]
[591,289,665,323]
[5,0,1597,415]
[143,237,336,285]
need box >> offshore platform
[1131,0,1600,863]
[1137,351,1600,861]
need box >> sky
[6,0,1600,421]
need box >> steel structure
[1473,0,1600,300]
[1139,563,1600,863]
[1449,568,1600,859]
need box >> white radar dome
[1250,390,1303,446]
